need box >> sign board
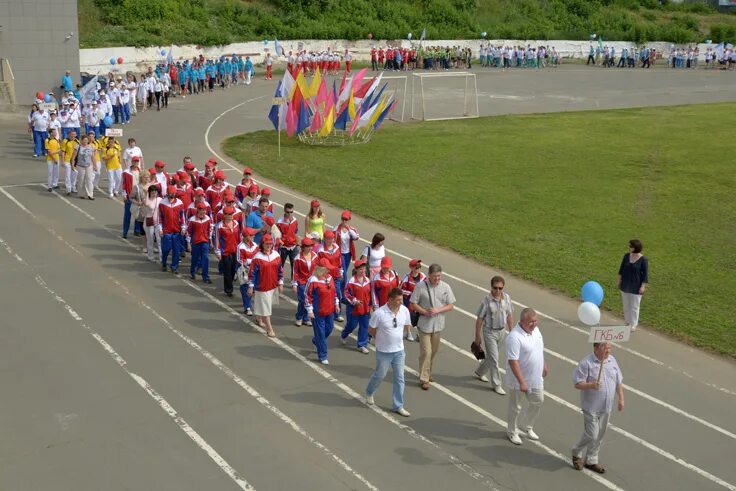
[39,102,56,111]
[588,325,631,343]
[105,128,123,137]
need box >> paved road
[1,66,735,491]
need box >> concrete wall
[0,0,80,106]
[79,39,710,74]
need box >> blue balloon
[44,94,52,103]
[110,58,116,65]
[581,281,604,306]
[161,49,167,55]
[263,39,268,45]
[103,116,113,126]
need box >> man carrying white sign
[571,342,625,474]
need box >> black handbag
[471,341,486,360]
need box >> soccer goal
[381,75,408,122]
[410,72,479,121]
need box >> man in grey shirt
[474,275,514,394]
[410,263,456,390]
[572,342,625,474]
[74,135,97,200]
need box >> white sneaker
[341,336,347,345]
[630,326,637,331]
[406,333,415,342]
[294,319,302,326]
[508,433,522,445]
[493,386,507,395]
[335,316,345,322]
[358,346,369,354]
[474,372,490,383]
[395,407,410,417]
[246,309,253,316]
[524,428,539,441]
[320,359,329,365]
[365,394,374,405]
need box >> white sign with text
[105,128,123,137]
[588,325,631,343]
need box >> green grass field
[223,103,736,358]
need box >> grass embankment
[79,0,736,48]
[223,103,736,358]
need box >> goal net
[380,75,408,122]
[410,72,479,121]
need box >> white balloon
[96,109,105,119]
[577,302,601,326]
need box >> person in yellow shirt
[103,136,122,198]
[45,128,61,192]
[87,131,102,189]
[61,129,79,195]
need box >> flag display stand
[297,129,374,146]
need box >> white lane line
[202,103,736,399]
[39,175,736,491]
[108,277,380,491]
[39,184,501,490]
[0,237,254,491]
[7,189,380,490]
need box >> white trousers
[63,162,77,192]
[76,166,95,198]
[572,410,610,465]
[621,292,642,328]
[245,70,252,85]
[107,168,122,196]
[93,165,101,188]
[507,388,544,437]
[144,224,161,262]
[47,162,59,188]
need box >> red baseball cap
[155,160,165,168]
[223,206,235,215]
[204,161,214,168]
[409,258,422,268]
[131,156,141,163]
[176,170,187,179]
[196,202,207,210]
[214,170,225,180]
[183,162,195,171]
[243,227,257,236]
[194,188,205,196]
[263,216,275,226]
[166,185,176,195]
[248,184,259,194]
[261,187,271,196]
[318,258,331,268]
[261,234,274,244]
[243,167,253,175]
[148,167,156,175]
[301,237,314,247]
[381,256,392,268]
[310,199,320,208]
[323,230,335,239]
[354,259,366,269]
[341,210,351,220]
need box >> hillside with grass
[79,0,736,48]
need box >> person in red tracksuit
[247,234,283,337]
[175,171,194,255]
[340,259,373,353]
[292,236,317,326]
[400,258,426,342]
[198,161,215,191]
[277,202,299,283]
[215,206,240,297]
[237,227,259,315]
[215,192,243,224]
[206,170,227,212]
[372,256,399,309]
[235,166,257,205]
[158,185,185,274]
[187,188,211,219]
[187,202,213,283]
[121,160,140,239]
[306,258,339,364]
[318,230,344,322]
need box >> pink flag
[310,108,323,133]
[315,79,328,110]
[286,102,297,137]
[350,68,369,95]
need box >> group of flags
[267,66,397,139]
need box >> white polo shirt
[370,304,410,353]
[505,323,545,390]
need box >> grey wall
[0,0,80,106]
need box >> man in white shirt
[505,308,548,445]
[366,287,411,417]
[122,138,143,171]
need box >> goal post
[410,72,479,121]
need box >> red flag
[338,71,347,95]
[310,109,323,133]
[286,102,297,137]
[354,76,375,98]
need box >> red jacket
[187,215,213,245]
[187,200,211,219]
[400,271,427,310]
[205,183,227,210]
[276,216,299,248]
[293,252,316,287]
[158,198,185,235]
[175,184,193,209]
[198,174,213,191]
[237,240,259,267]
[344,276,372,316]
[306,274,338,317]
[121,169,136,199]
[318,243,342,280]
[333,223,359,259]
[249,250,283,291]
[215,221,240,256]
[371,270,399,308]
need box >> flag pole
[278,129,281,158]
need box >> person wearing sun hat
[248,233,284,337]
[306,258,340,364]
